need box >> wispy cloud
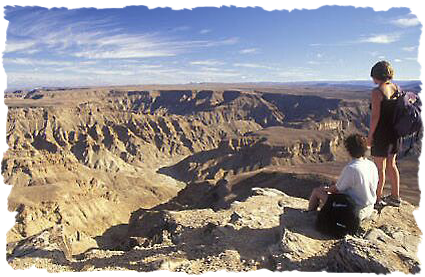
[66,68,136,76]
[233,63,273,69]
[4,57,166,78]
[4,41,37,53]
[190,60,225,66]
[199,37,239,47]
[394,59,402,62]
[239,48,258,54]
[6,27,239,60]
[72,35,239,59]
[72,33,180,59]
[402,46,417,52]
[4,8,239,60]
[4,57,75,66]
[358,34,400,44]
[405,57,418,61]
[308,42,345,47]
[392,17,421,28]
[312,33,401,47]
[198,67,221,72]
[200,29,211,34]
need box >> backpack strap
[390,84,401,99]
[377,82,399,96]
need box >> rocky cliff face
[4,89,362,192]
[3,94,263,252]
[159,126,345,183]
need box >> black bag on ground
[315,193,360,238]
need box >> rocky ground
[6,186,421,273]
[3,85,422,273]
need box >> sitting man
[307,134,378,221]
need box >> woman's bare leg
[308,187,329,211]
[374,156,387,201]
[386,154,400,199]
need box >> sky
[2,5,422,88]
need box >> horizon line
[5,79,422,92]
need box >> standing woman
[368,61,401,207]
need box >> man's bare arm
[324,184,339,194]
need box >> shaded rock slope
[3,87,421,272]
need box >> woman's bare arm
[368,89,383,146]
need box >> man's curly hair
[344,134,368,158]
[370,60,394,82]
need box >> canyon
[3,83,422,272]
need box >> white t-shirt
[335,158,378,208]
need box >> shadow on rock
[94,224,134,251]
[152,170,334,213]
[279,207,329,241]
[227,171,333,204]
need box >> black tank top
[374,87,398,141]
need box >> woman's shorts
[371,137,401,157]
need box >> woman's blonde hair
[370,60,394,81]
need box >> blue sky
[2,5,422,88]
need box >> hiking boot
[374,199,386,210]
[383,195,401,207]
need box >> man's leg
[308,187,329,211]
